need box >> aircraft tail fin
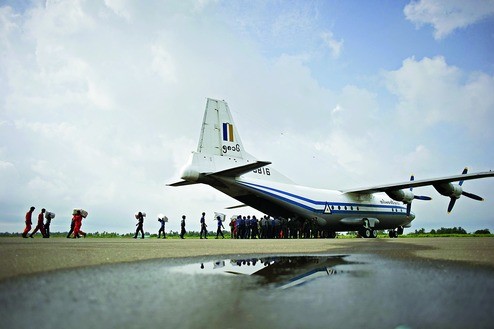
[170,98,293,186]
[197,98,254,160]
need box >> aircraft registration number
[253,168,271,176]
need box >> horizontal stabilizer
[167,180,199,187]
[225,204,248,209]
[207,161,272,178]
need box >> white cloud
[271,5,315,37]
[15,120,77,139]
[104,0,132,21]
[384,56,494,137]
[404,0,494,39]
[193,0,219,12]
[320,31,343,59]
[151,43,177,83]
[87,79,115,110]
[0,160,19,200]
[400,145,434,173]
[28,0,96,38]
[315,86,381,177]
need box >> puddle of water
[1,254,494,329]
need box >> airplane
[169,98,494,238]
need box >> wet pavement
[1,253,494,329]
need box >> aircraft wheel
[389,230,397,238]
[371,230,378,238]
[328,231,336,239]
[361,228,371,238]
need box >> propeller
[386,175,432,217]
[447,168,484,213]
[407,175,432,217]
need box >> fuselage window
[338,206,341,210]
[344,206,347,210]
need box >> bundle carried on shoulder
[45,212,56,220]
[157,214,168,222]
[73,209,88,218]
[135,212,146,219]
[215,212,226,222]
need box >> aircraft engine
[433,183,462,199]
[386,190,414,203]
[433,168,484,213]
[385,175,432,217]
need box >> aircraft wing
[342,171,494,194]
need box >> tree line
[410,227,491,235]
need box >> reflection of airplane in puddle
[232,256,344,290]
[169,98,494,238]
[173,256,349,289]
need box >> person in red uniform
[22,206,35,238]
[71,210,86,238]
[29,208,47,238]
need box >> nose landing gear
[388,226,404,238]
[389,230,398,238]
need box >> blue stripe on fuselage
[237,180,406,215]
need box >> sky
[1,0,494,234]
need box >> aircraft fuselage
[205,175,413,231]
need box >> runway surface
[1,237,493,328]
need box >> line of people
[198,212,225,239]
[229,216,333,239]
[22,206,88,239]
[22,207,54,238]
[132,212,327,240]
[131,212,225,239]
[22,208,327,240]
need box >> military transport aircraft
[169,98,494,238]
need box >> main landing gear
[358,228,378,239]
[358,219,378,238]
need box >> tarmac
[1,237,494,328]
[1,237,494,281]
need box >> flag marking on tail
[222,123,234,142]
